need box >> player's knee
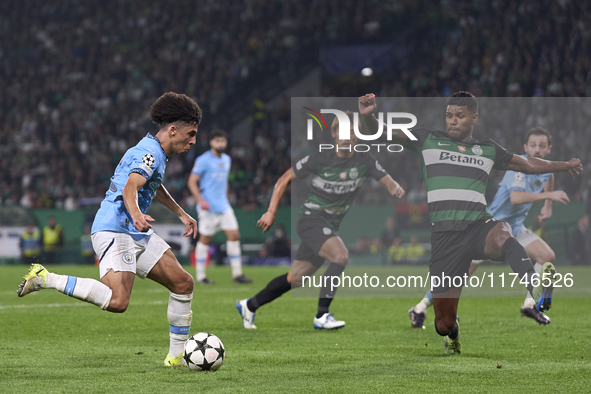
[108,297,130,313]
[176,272,195,294]
[435,316,456,334]
[330,251,349,266]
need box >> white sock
[413,292,433,314]
[47,273,112,310]
[168,292,193,357]
[227,240,242,278]
[196,242,208,281]
[523,262,543,308]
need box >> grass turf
[1,265,590,393]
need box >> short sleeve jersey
[487,154,552,236]
[190,151,231,214]
[405,128,514,232]
[91,133,167,236]
[293,151,388,229]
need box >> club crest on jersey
[340,172,347,180]
[122,252,134,265]
[349,168,358,179]
[472,145,483,155]
[458,145,466,153]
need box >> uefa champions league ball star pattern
[183,332,225,371]
[142,153,156,167]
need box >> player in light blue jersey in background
[188,129,252,284]
[17,92,202,367]
[409,127,570,327]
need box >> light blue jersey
[191,150,231,214]
[487,155,552,236]
[92,133,167,236]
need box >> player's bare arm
[505,155,583,178]
[358,93,411,144]
[538,174,556,222]
[509,175,569,206]
[187,173,211,211]
[257,168,297,233]
[155,184,197,238]
[122,172,155,232]
[378,175,406,199]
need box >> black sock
[247,273,290,312]
[316,263,345,318]
[434,319,458,338]
[501,237,536,294]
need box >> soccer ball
[183,332,225,371]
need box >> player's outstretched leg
[17,263,113,310]
[409,290,432,329]
[236,273,291,329]
[531,262,558,313]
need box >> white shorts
[472,227,541,265]
[198,208,239,236]
[92,231,171,279]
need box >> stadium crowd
[2,0,591,215]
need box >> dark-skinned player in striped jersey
[359,92,582,354]
[236,111,405,330]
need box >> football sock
[316,263,345,318]
[501,237,536,294]
[434,319,458,338]
[414,290,433,314]
[196,242,208,281]
[227,240,243,278]
[47,273,112,310]
[247,273,290,312]
[523,262,542,308]
[168,292,193,357]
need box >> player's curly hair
[525,126,552,145]
[447,91,478,114]
[150,92,202,128]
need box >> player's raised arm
[187,173,211,211]
[122,172,155,232]
[505,155,583,178]
[257,168,297,233]
[509,173,569,206]
[378,175,406,199]
[155,184,197,238]
[358,93,414,145]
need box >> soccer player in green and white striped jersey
[360,92,582,354]
[236,111,406,330]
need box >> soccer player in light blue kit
[17,92,202,367]
[409,127,570,327]
[188,129,252,284]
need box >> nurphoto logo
[303,107,417,153]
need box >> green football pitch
[1,265,590,393]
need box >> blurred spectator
[80,224,95,265]
[20,224,41,265]
[42,217,64,264]
[380,217,400,250]
[570,214,589,265]
[406,235,426,263]
[261,223,291,258]
[388,237,406,264]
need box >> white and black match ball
[141,153,156,167]
[183,332,225,371]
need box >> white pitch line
[0,300,166,310]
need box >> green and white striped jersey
[293,152,388,229]
[406,128,514,232]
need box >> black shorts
[294,217,338,267]
[430,218,500,294]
